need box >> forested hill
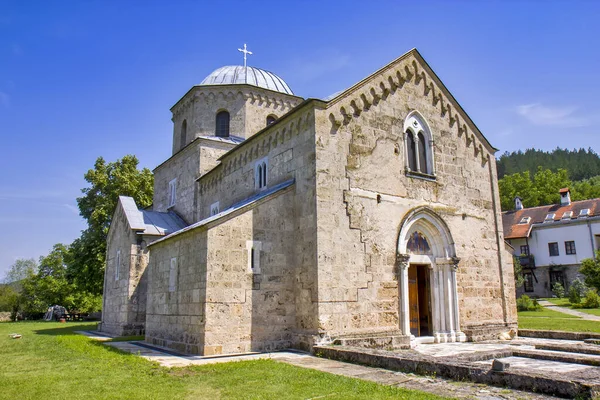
[497,148,600,181]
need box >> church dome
[200,66,294,95]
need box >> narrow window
[216,111,230,137]
[250,248,255,270]
[407,131,417,171]
[168,178,177,207]
[523,272,534,292]
[246,241,262,274]
[255,158,268,189]
[210,201,220,216]
[115,250,120,281]
[266,115,277,126]
[565,241,576,255]
[169,257,177,292]
[520,245,530,255]
[548,242,559,257]
[180,119,187,150]
[418,132,427,173]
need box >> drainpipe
[588,220,595,255]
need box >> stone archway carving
[396,207,466,344]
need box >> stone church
[100,47,517,355]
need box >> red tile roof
[502,198,600,239]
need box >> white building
[503,189,600,298]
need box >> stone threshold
[314,345,600,399]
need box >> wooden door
[408,266,419,336]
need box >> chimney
[514,196,523,211]
[560,188,571,206]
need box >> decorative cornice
[326,50,494,166]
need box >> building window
[520,245,530,255]
[403,111,433,176]
[169,257,177,292]
[210,201,220,216]
[115,250,121,281]
[548,242,559,257]
[565,241,576,255]
[523,272,534,292]
[266,115,277,126]
[550,271,565,289]
[168,178,177,207]
[255,157,268,190]
[246,241,262,274]
[180,119,187,150]
[216,111,230,137]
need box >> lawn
[0,321,447,400]
[518,308,600,333]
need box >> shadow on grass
[34,322,97,336]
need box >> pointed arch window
[216,111,230,137]
[403,112,434,177]
[255,157,268,190]
[180,119,187,150]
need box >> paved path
[538,300,600,321]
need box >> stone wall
[515,264,581,298]
[153,139,234,223]
[101,203,157,336]
[170,85,302,152]
[146,105,319,355]
[312,51,516,341]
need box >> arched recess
[403,110,434,175]
[396,207,465,344]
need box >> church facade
[100,48,517,355]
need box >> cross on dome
[237,43,253,68]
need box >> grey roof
[198,135,245,145]
[200,65,294,95]
[149,179,295,247]
[118,196,187,236]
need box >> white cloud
[516,103,589,127]
[63,204,80,215]
[0,91,9,108]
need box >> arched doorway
[396,207,466,344]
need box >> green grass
[517,307,579,318]
[0,322,447,400]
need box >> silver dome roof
[200,66,294,95]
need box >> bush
[517,294,543,311]
[582,289,600,309]
[569,279,588,304]
[552,282,565,298]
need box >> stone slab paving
[474,356,595,373]
[538,300,600,321]
[74,330,113,341]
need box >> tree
[68,155,153,294]
[3,258,37,287]
[498,167,571,211]
[581,250,600,293]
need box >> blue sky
[1,1,599,277]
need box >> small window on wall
[255,157,268,190]
[520,245,530,255]
[523,272,534,292]
[210,201,220,216]
[168,178,177,207]
[180,119,187,150]
[565,241,576,255]
[403,112,433,176]
[216,111,230,137]
[548,242,559,257]
[169,257,178,292]
[115,250,121,281]
[266,115,277,126]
